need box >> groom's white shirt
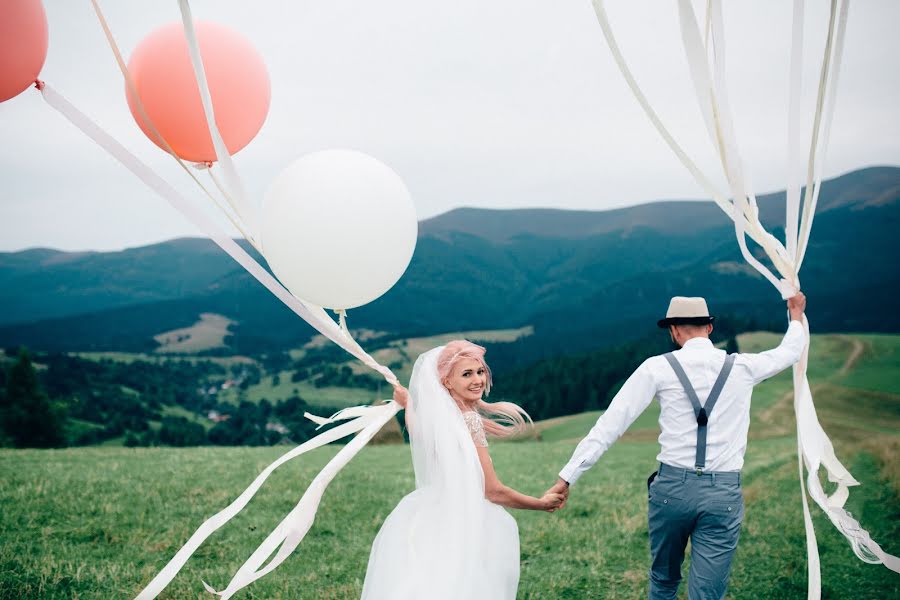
[560,320,805,485]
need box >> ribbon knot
[777,278,800,300]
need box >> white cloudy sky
[0,0,897,252]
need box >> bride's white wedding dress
[361,347,520,599]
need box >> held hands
[392,384,410,408]
[543,478,570,512]
[787,292,807,322]
[540,492,565,512]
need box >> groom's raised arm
[558,360,657,485]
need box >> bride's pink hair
[437,340,532,438]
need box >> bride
[361,340,565,599]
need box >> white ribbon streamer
[89,0,259,251]
[85,4,408,595]
[36,82,400,598]
[588,1,773,255]
[203,403,400,599]
[796,0,849,271]
[304,404,388,429]
[87,1,396,382]
[677,0,794,292]
[785,0,805,263]
[590,1,899,596]
[139,405,395,600]
[177,0,259,244]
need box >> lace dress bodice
[462,411,488,447]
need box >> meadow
[1,332,897,599]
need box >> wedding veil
[407,346,484,494]
[362,346,491,599]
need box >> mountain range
[1,166,898,360]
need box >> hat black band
[657,316,715,329]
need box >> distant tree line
[0,311,778,448]
[0,349,66,448]
[493,335,672,420]
[122,396,341,448]
[491,313,774,422]
[274,344,384,390]
[39,352,225,445]
[0,348,342,449]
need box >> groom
[548,293,807,599]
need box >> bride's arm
[475,446,563,511]
[393,384,412,433]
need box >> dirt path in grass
[756,335,865,438]
[839,336,866,375]
[756,385,822,438]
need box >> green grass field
[2,332,897,599]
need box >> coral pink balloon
[0,0,49,103]
[126,21,270,163]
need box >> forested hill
[1,166,898,449]
[1,166,898,358]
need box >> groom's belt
[658,463,741,484]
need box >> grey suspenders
[663,352,736,474]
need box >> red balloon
[0,0,49,103]
[126,21,270,163]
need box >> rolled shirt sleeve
[743,320,806,384]
[559,360,657,485]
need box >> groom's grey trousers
[648,463,744,600]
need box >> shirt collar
[682,336,714,349]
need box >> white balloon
[261,149,418,310]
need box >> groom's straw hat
[657,296,715,329]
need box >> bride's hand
[392,384,410,408]
[541,492,565,512]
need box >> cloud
[1,0,898,251]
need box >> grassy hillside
[0,333,896,598]
[153,313,234,354]
[536,332,899,444]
